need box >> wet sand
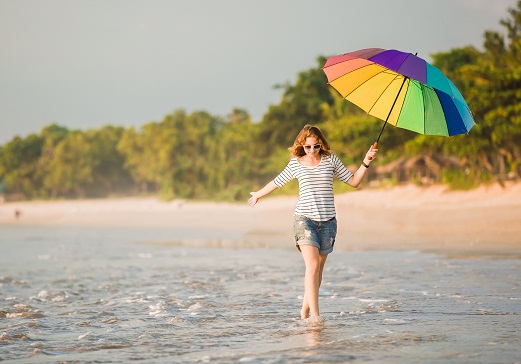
[1,182,520,253]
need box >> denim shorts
[293,215,337,255]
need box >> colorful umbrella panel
[323,48,475,137]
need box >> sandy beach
[1,182,520,253]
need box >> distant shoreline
[1,182,520,254]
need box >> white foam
[383,318,408,325]
[149,301,167,317]
[78,332,92,340]
[37,290,50,298]
[239,356,257,362]
[186,302,204,315]
[306,315,325,326]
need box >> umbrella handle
[367,142,378,161]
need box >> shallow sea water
[1,226,520,363]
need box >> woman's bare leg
[300,245,328,319]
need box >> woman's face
[303,136,321,157]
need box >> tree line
[1,1,520,201]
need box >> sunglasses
[304,144,322,151]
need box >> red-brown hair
[288,125,331,158]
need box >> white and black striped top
[273,154,353,221]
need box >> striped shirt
[273,154,353,221]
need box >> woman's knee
[305,260,321,275]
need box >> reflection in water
[306,325,324,347]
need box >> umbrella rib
[385,76,408,122]
[419,83,429,134]
[366,73,403,116]
[375,76,408,143]
[342,65,389,98]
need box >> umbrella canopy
[322,48,475,140]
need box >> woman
[248,125,377,323]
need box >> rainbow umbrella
[322,48,475,147]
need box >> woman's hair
[289,125,331,158]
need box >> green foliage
[87,126,132,197]
[442,168,489,190]
[1,2,520,200]
[0,133,44,198]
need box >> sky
[0,0,517,144]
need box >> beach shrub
[442,168,484,190]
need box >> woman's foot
[307,315,325,326]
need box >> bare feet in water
[306,315,325,326]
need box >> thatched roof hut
[373,154,462,184]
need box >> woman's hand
[364,144,378,165]
[347,145,379,188]
[248,192,260,206]
[248,181,278,206]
